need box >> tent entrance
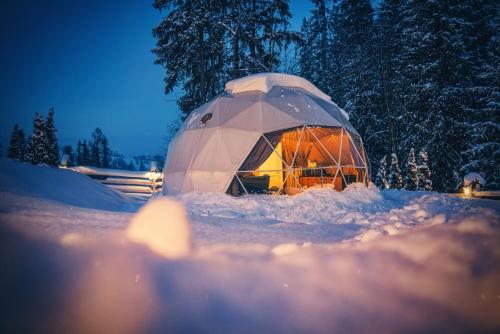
[227,125,369,196]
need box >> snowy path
[1,160,499,333]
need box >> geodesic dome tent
[163,73,369,195]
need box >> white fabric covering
[163,73,364,194]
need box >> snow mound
[464,172,486,186]
[0,159,127,210]
[126,198,191,259]
[176,184,384,225]
[225,72,332,102]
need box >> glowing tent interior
[163,73,369,195]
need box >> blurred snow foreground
[1,160,500,333]
[126,198,191,259]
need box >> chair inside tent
[228,125,368,195]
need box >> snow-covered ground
[0,159,499,333]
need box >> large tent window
[227,125,368,196]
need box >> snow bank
[1,209,499,333]
[177,184,383,225]
[126,198,191,259]
[175,185,482,230]
[226,72,332,102]
[1,159,500,332]
[0,159,128,210]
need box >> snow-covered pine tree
[62,145,74,166]
[89,128,104,167]
[299,0,334,95]
[153,0,298,117]
[405,148,418,190]
[388,153,403,189]
[23,136,32,162]
[259,0,300,73]
[331,0,383,168]
[101,135,111,168]
[7,124,26,160]
[460,0,500,190]
[26,113,48,165]
[89,141,100,167]
[374,0,405,156]
[76,140,82,166]
[81,140,90,166]
[153,0,227,117]
[375,155,389,189]
[417,148,432,191]
[44,107,59,166]
[399,0,470,191]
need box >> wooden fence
[67,166,163,196]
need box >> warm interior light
[463,185,472,198]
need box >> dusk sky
[0,0,312,157]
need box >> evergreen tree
[90,140,100,167]
[405,148,418,190]
[26,113,48,165]
[417,148,432,191]
[101,136,111,168]
[460,0,500,190]
[7,124,26,160]
[375,0,405,155]
[81,140,90,166]
[89,128,105,167]
[399,0,470,191]
[153,0,228,117]
[127,161,135,171]
[331,0,383,167]
[152,0,298,117]
[24,136,32,162]
[44,107,59,166]
[299,0,334,95]
[375,155,389,189]
[62,145,74,167]
[76,140,83,166]
[388,153,403,189]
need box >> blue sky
[0,0,312,156]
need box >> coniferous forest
[153,0,499,192]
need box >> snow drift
[0,159,128,210]
[0,159,499,333]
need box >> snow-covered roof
[464,172,486,186]
[225,73,332,103]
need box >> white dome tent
[163,73,369,195]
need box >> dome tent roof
[163,73,364,194]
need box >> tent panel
[259,101,309,133]
[163,171,187,194]
[191,129,234,171]
[220,128,261,166]
[221,100,265,132]
[217,94,263,130]
[265,88,344,129]
[188,170,234,193]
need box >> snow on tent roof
[225,73,350,120]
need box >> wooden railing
[66,166,163,196]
